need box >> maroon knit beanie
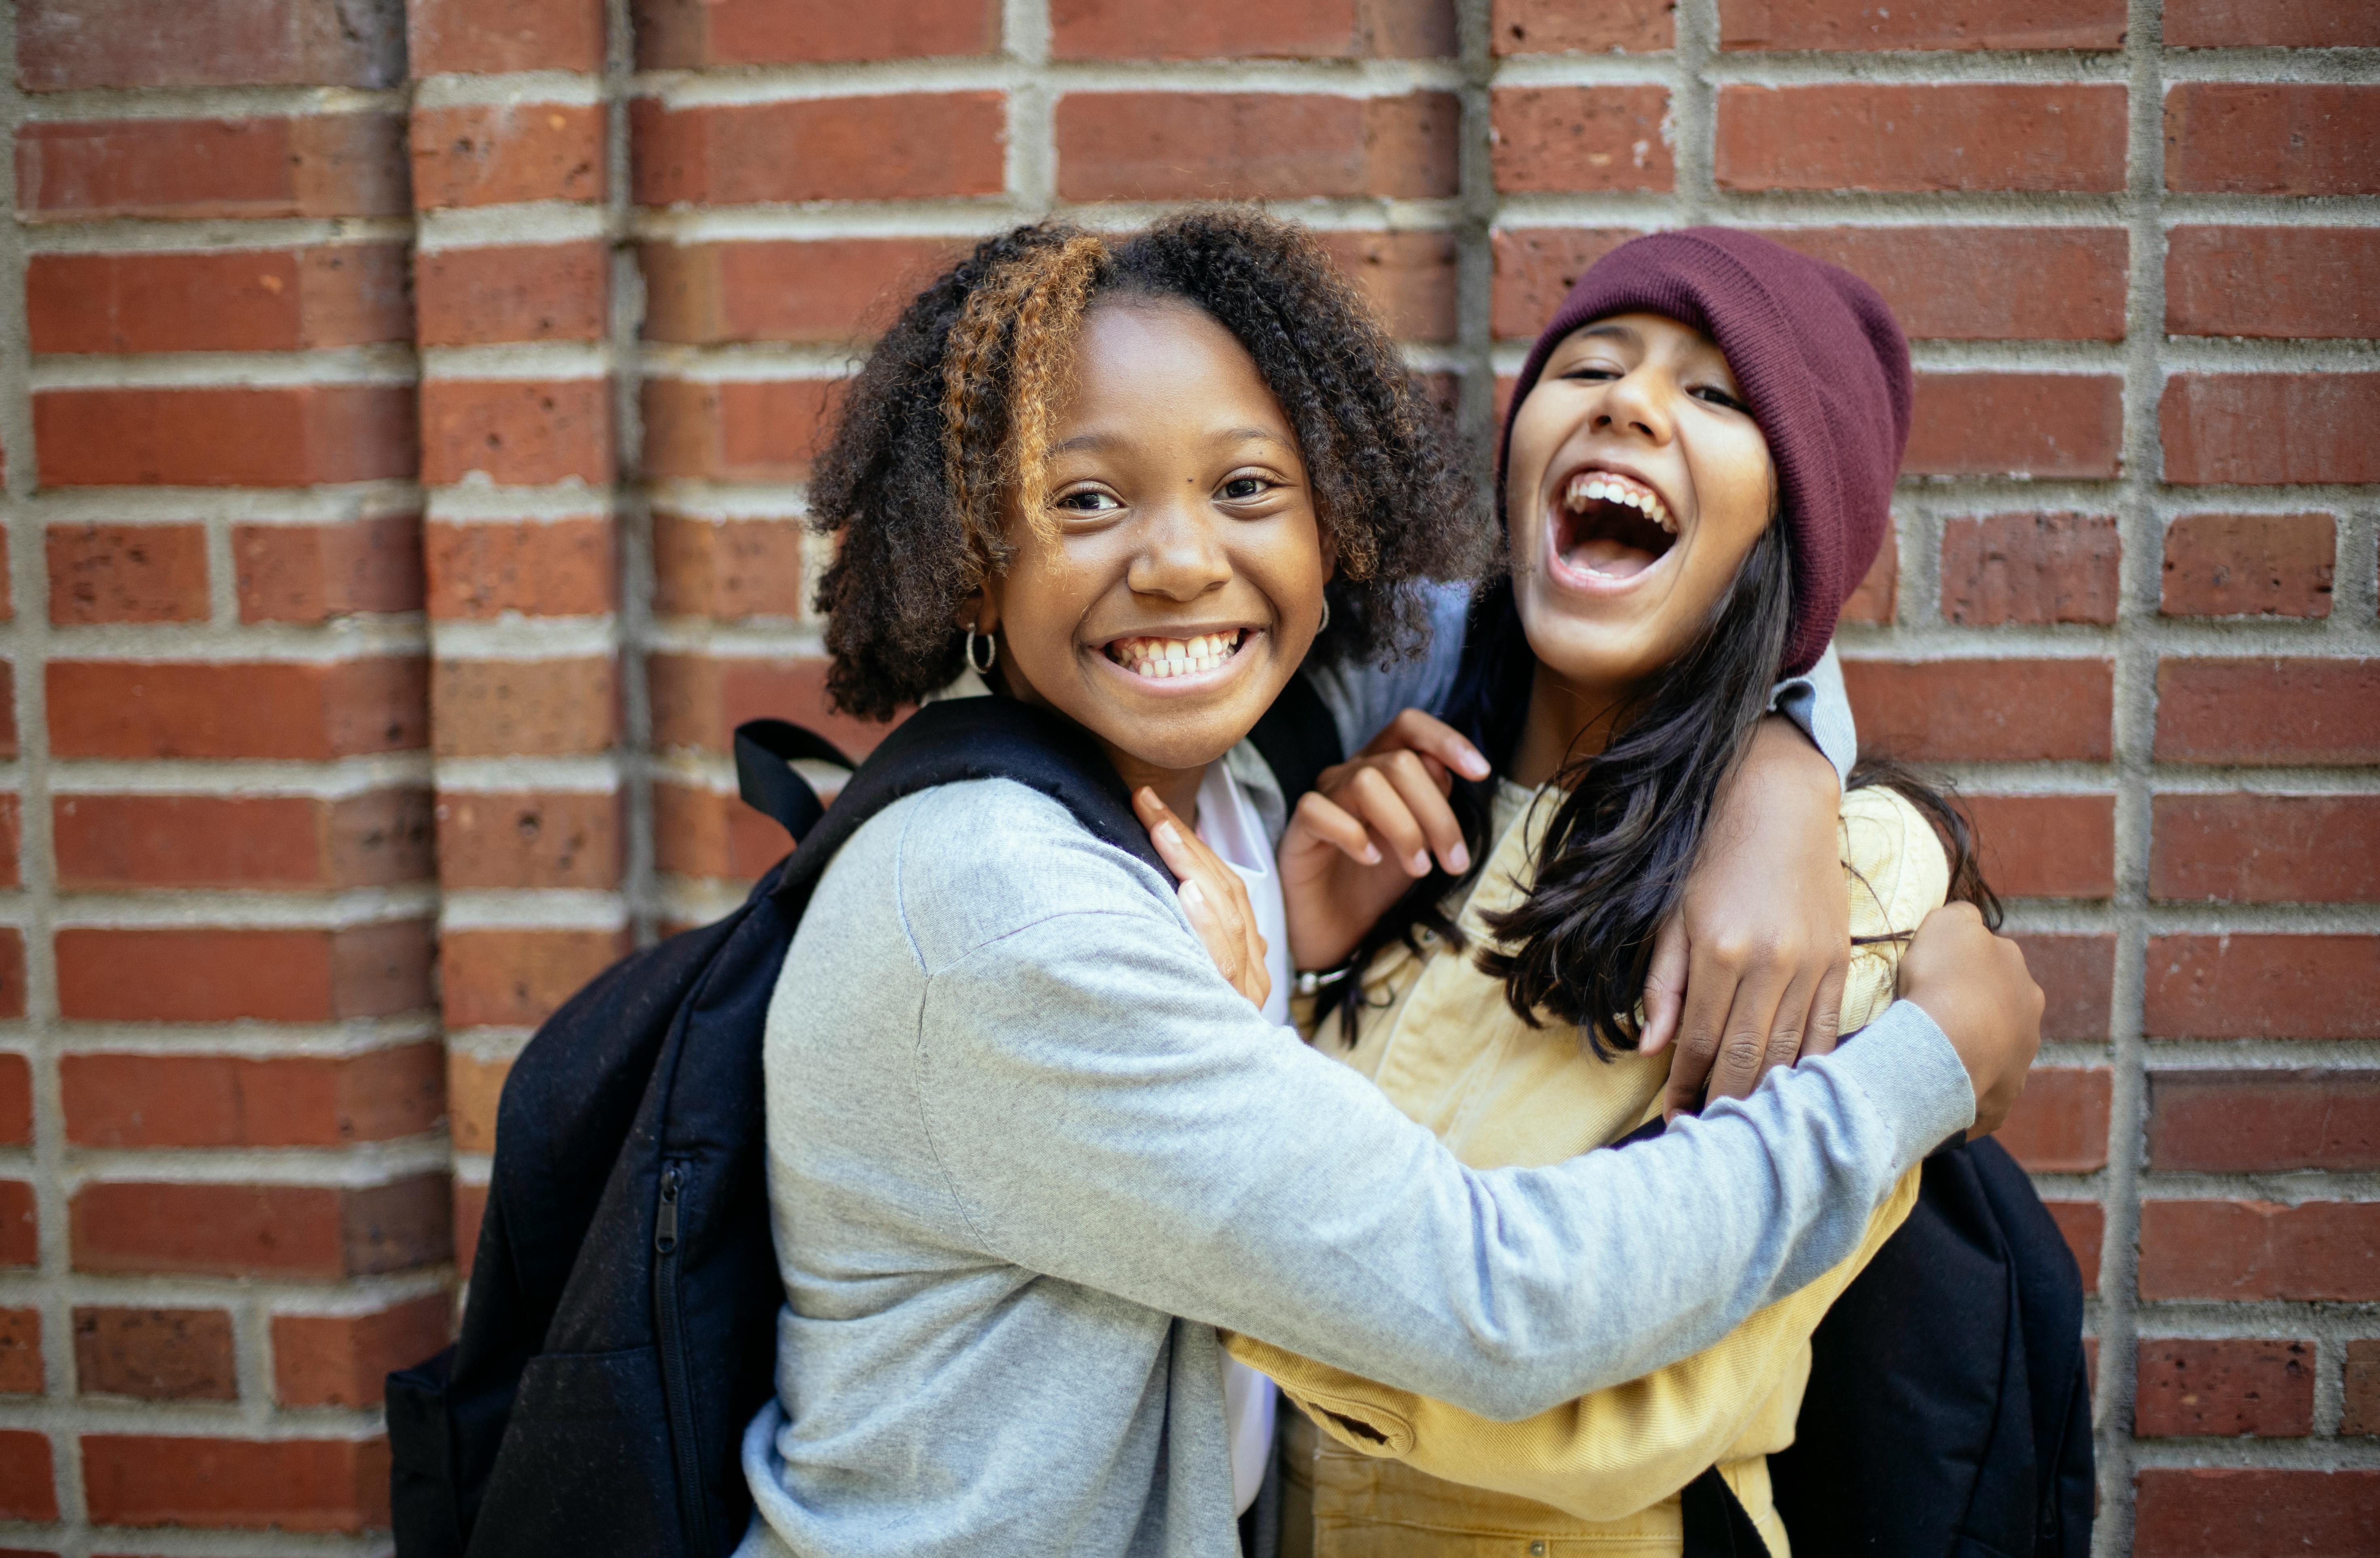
[1498,228,1912,677]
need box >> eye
[1559,363,1621,384]
[1220,474,1275,501]
[1053,486,1122,513]
[1691,384,1748,413]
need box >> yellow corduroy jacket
[1225,780,1951,1558]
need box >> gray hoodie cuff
[1825,999,1978,1171]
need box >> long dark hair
[1331,520,1998,1053]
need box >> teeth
[1108,631,1245,680]
[1563,470,1676,535]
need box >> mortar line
[609,0,657,953]
[0,0,82,1540]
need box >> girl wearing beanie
[1229,229,2019,1555]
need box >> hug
[401,211,2071,1558]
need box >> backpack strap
[1245,670,1345,806]
[1680,1466,1771,1556]
[767,697,1174,915]
[734,718,857,842]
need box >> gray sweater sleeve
[902,793,1971,1422]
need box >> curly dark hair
[808,209,1489,722]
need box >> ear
[959,584,998,636]
[1317,523,1340,581]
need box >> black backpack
[385,688,1342,1558]
[1659,1122,2095,1557]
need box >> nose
[1124,492,1232,603]
[1592,365,1675,446]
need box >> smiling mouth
[1103,629,1250,681]
[1555,469,1678,581]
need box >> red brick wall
[1,0,2373,1550]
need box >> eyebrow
[1576,323,1639,344]
[1048,427,1293,456]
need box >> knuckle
[1721,1035,1765,1072]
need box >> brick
[2011,934,2114,1042]
[0,1431,52,1521]
[272,1295,450,1407]
[20,0,404,88]
[2152,794,2379,904]
[1489,87,1672,194]
[17,114,408,220]
[1767,226,2127,342]
[54,789,434,890]
[2145,934,2380,1040]
[2044,1200,2102,1295]
[2142,1201,2380,1301]
[1059,91,1457,201]
[435,789,624,889]
[2166,85,2380,195]
[1838,527,1896,625]
[1717,85,2126,193]
[56,922,433,1023]
[424,518,616,619]
[2148,1070,2380,1173]
[2168,0,2380,46]
[45,523,207,625]
[640,378,838,483]
[0,1310,38,1396]
[634,0,999,65]
[642,238,956,346]
[2161,512,2335,619]
[432,656,618,758]
[2167,226,2380,340]
[0,938,23,1025]
[2136,1470,2380,1557]
[1489,228,1640,340]
[447,1050,508,1153]
[27,244,409,353]
[62,1044,444,1148]
[1964,794,2115,900]
[420,378,613,487]
[1843,658,2111,763]
[47,658,427,760]
[234,513,424,623]
[655,780,791,882]
[2162,374,2380,484]
[416,241,607,346]
[1904,374,2123,478]
[410,0,605,74]
[410,102,605,209]
[1052,0,1453,59]
[2136,1339,2313,1438]
[0,798,16,891]
[652,512,808,620]
[71,1176,448,1279]
[648,653,892,758]
[1991,1068,2109,1173]
[440,927,628,1029]
[634,95,1005,206]
[34,383,416,486]
[80,1434,389,1531]
[72,1308,235,1401]
[1313,230,1458,342]
[2348,1341,2380,1435]
[0,1056,25,1146]
[2154,657,2380,765]
[1940,512,2119,626]
[0,669,16,761]
[1492,0,1669,53]
[1721,0,2125,48]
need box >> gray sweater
[737,778,1973,1558]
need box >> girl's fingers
[1799,953,1850,1059]
[1137,788,1268,1008]
[1637,916,1689,1057]
[1288,791,1382,867]
[1365,708,1491,783]
[1345,767,1434,879]
[1662,947,1735,1119]
[1371,750,1470,875]
[1703,964,1795,1104]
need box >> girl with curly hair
[737,212,2034,1557]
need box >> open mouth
[1103,628,1250,681]
[1553,468,1678,582]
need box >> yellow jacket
[1226,781,1949,1557]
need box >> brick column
[8,0,436,1537]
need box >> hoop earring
[1317,596,1331,635]
[965,624,998,675]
